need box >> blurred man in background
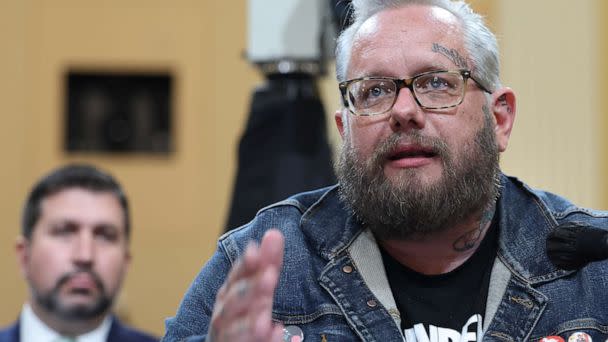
[0,164,156,342]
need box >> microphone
[546,224,608,270]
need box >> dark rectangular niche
[65,71,173,153]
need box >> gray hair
[335,0,501,92]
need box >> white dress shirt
[20,303,112,342]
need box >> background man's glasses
[339,69,491,116]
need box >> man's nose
[388,87,426,131]
[72,232,94,267]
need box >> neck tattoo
[452,202,496,252]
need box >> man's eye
[51,225,76,236]
[369,86,383,97]
[363,82,391,98]
[418,76,448,91]
[415,73,462,94]
[429,77,447,89]
[95,227,119,242]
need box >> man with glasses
[164,0,608,341]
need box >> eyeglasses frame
[338,69,492,116]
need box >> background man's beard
[33,270,113,321]
[335,114,500,240]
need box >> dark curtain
[225,74,337,231]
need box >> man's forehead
[41,187,120,208]
[347,5,468,78]
[349,4,466,78]
[356,4,461,41]
[39,188,125,227]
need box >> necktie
[54,336,76,342]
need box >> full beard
[33,270,113,321]
[335,113,501,240]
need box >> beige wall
[602,0,608,206]
[0,0,261,336]
[498,0,605,209]
[0,0,606,337]
[0,0,32,328]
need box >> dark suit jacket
[0,316,157,342]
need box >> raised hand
[208,229,285,342]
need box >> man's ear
[15,236,30,278]
[125,249,132,267]
[491,87,516,152]
[335,109,346,139]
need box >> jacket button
[342,265,353,273]
[367,299,377,308]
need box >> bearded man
[163,0,608,341]
[0,164,156,342]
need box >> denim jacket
[163,175,608,341]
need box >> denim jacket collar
[495,175,575,284]
[298,185,365,261]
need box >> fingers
[270,324,285,342]
[216,266,278,322]
[212,317,283,342]
[209,229,285,342]
[259,229,285,270]
[220,229,284,298]
[224,241,260,286]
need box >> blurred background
[0,0,606,337]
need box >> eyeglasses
[338,69,491,116]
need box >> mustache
[54,269,105,294]
[370,132,450,167]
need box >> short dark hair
[21,164,130,240]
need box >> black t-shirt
[380,218,498,341]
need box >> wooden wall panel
[0,0,260,335]
[601,0,608,208]
[497,0,603,209]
